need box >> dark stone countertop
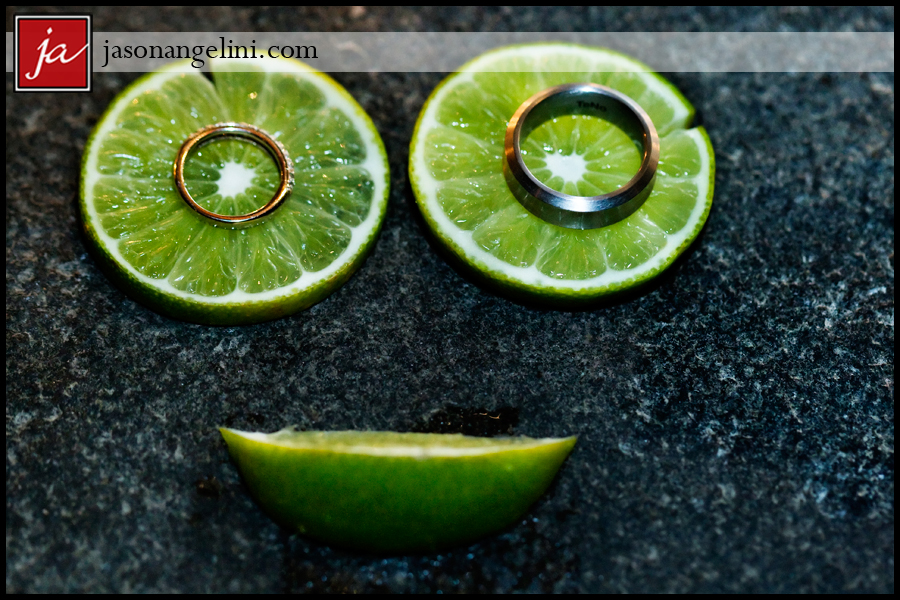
[6,6,894,593]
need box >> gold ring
[173,122,294,227]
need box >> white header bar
[6,32,894,73]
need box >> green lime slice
[409,43,714,303]
[219,428,576,552]
[80,58,389,325]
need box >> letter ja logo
[15,14,92,92]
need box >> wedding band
[504,83,659,230]
[173,122,294,227]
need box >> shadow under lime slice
[220,428,576,552]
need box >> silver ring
[173,122,294,227]
[504,83,659,230]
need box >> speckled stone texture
[6,6,894,594]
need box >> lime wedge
[409,43,714,302]
[80,58,389,325]
[220,428,576,552]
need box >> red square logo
[15,15,92,92]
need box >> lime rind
[80,57,390,325]
[409,44,714,302]
[220,428,577,552]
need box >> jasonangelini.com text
[101,37,317,69]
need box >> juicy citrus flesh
[409,44,714,302]
[220,428,576,552]
[80,58,389,325]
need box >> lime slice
[409,44,714,302]
[219,428,576,552]
[80,58,389,325]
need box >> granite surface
[6,6,894,594]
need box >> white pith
[214,160,257,198]
[229,428,572,458]
[541,151,590,185]
[412,45,710,292]
[83,58,389,305]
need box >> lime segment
[409,44,714,302]
[80,58,389,325]
[220,428,576,552]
